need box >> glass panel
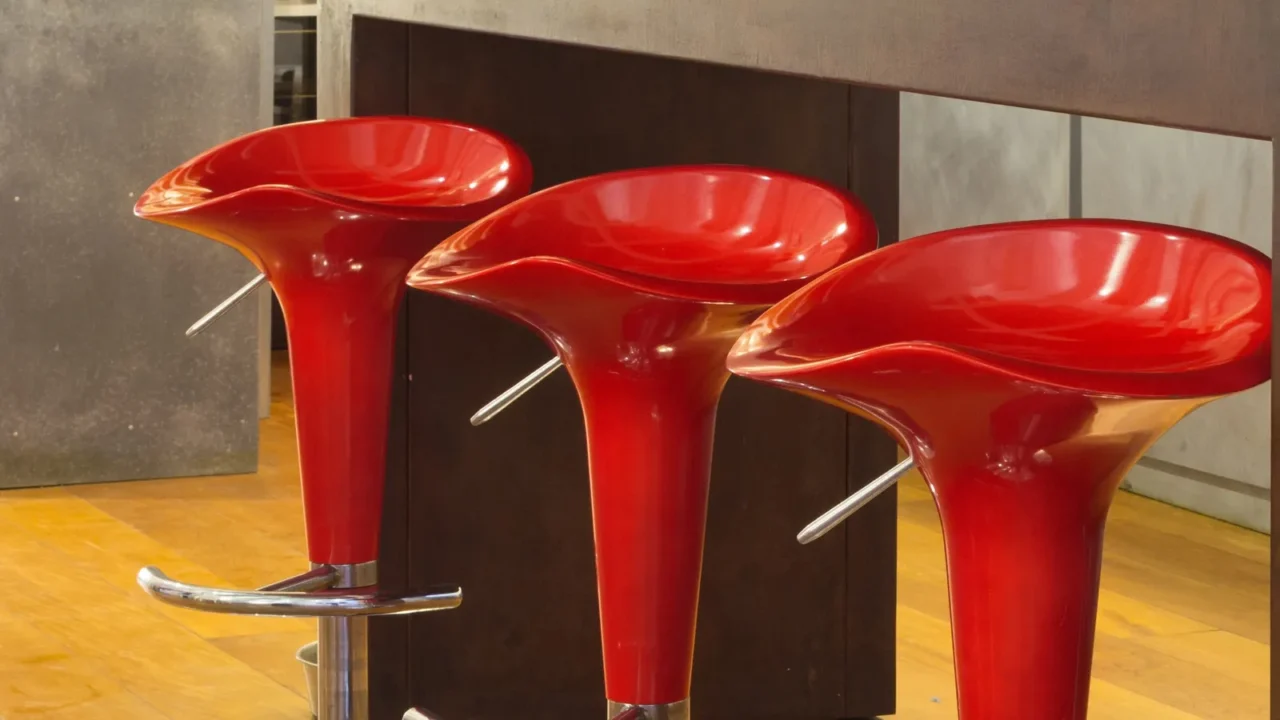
[272,16,317,127]
[270,16,318,345]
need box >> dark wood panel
[393,23,896,720]
[698,380,849,718]
[350,15,413,720]
[350,16,409,117]
[403,293,600,719]
[842,85,901,718]
[371,300,412,720]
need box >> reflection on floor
[0,352,1268,719]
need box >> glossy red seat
[406,166,877,718]
[133,116,531,720]
[726,219,1271,720]
[136,116,530,568]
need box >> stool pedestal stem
[608,699,690,720]
[578,366,726,708]
[319,615,370,720]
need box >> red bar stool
[726,220,1271,720]
[404,166,877,719]
[131,116,532,720]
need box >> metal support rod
[796,457,915,545]
[186,273,267,337]
[470,356,563,426]
[320,615,369,720]
[139,560,452,720]
[136,566,461,616]
[258,565,337,592]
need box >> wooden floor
[0,353,1268,719]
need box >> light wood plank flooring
[0,353,1267,718]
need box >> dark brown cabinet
[356,20,901,720]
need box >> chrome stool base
[137,561,461,720]
[317,562,375,720]
[135,563,461,617]
[608,699,690,720]
[320,615,369,720]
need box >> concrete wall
[900,94,1070,237]
[900,94,1271,532]
[0,1,271,486]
